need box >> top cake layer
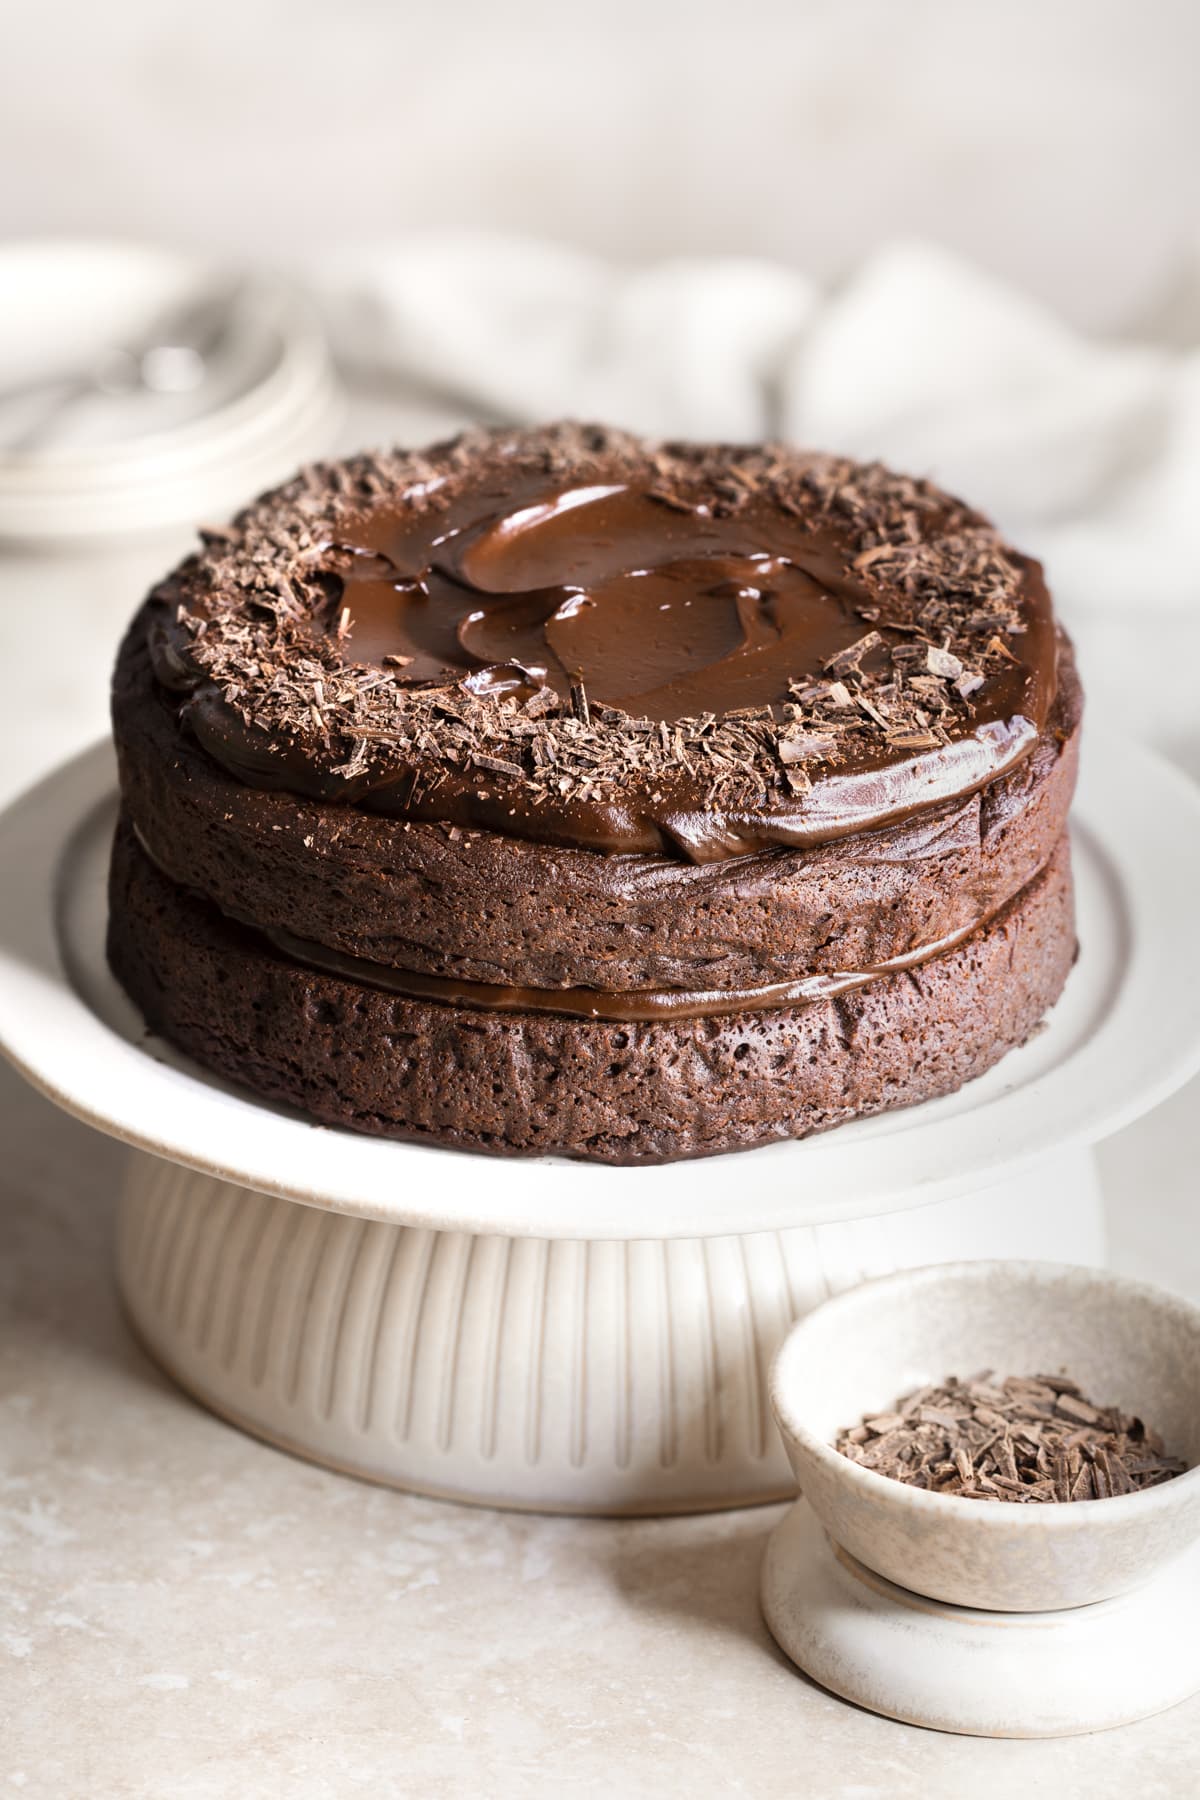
[147,423,1059,862]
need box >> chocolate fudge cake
[108,423,1081,1163]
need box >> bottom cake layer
[107,821,1076,1166]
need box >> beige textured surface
[3,1074,1200,1797]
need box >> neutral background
[4,0,1200,338]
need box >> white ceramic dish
[0,240,342,541]
[762,1497,1200,1738]
[1,734,1198,1241]
[763,1260,1200,1734]
[769,1260,1200,1611]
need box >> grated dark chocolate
[150,422,1040,817]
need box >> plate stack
[0,241,343,543]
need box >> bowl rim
[770,1258,1200,1531]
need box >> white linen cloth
[310,233,1200,626]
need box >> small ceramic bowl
[770,1260,1200,1612]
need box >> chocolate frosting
[146,425,1058,862]
[129,820,1018,1023]
[261,911,1005,1023]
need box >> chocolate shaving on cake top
[144,423,1059,860]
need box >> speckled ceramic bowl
[770,1261,1200,1611]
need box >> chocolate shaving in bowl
[835,1373,1189,1503]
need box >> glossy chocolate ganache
[147,425,1059,864]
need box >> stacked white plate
[0,240,343,542]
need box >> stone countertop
[2,394,1199,1797]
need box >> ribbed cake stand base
[115,1148,1104,1513]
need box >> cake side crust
[107,820,1077,1167]
[113,614,1081,994]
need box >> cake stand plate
[762,1499,1200,1737]
[1,737,1198,1511]
[5,738,1200,1240]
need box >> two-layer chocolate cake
[108,423,1081,1163]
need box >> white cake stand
[1,738,1198,1512]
